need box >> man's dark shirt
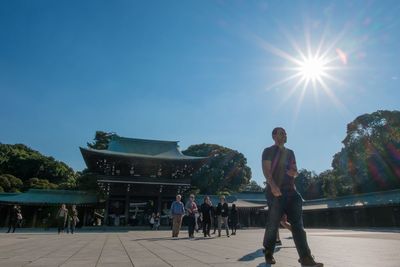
[216,202,229,217]
[200,203,212,220]
[262,145,296,191]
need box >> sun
[297,56,327,83]
[255,26,349,117]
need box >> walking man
[185,194,198,239]
[200,196,212,237]
[6,205,21,233]
[216,195,230,237]
[262,127,323,266]
[170,194,185,238]
[57,204,68,234]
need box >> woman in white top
[57,204,68,234]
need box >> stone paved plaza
[0,228,399,267]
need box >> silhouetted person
[230,203,238,235]
[7,205,22,233]
[185,194,198,239]
[200,196,212,237]
[276,214,292,245]
[262,127,323,266]
[57,204,68,234]
[69,205,79,234]
[216,196,229,237]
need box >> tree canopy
[245,180,264,192]
[87,131,115,150]
[182,143,252,194]
[332,110,400,194]
[0,174,23,193]
[0,143,77,190]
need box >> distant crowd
[5,203,79,234]
[169,194,238,239]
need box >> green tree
[320,170,352,198]
[76,170,106,200]
[87,131,116,150]
[0,174,23,192]
[245,180,264,192]
[332,110,400,194]
[25,178,58,190]
[182,144,252,194]
[295,169,323,200]
[0,143,77,185]
[0,175,11,191]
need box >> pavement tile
[0,228,399,267]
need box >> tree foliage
[332,110,400,194]
[76,169,106,200]
[0,174,23,192]
[87,131,116,150]
[25,177,58,190]
[0,143,77,185]
[182,144,252,194]
[245,180,264,192]
[295,169,323,200]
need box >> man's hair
[176,194,182,198]
[272,127,285,138]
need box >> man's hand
[269,182,282,197]
[286,169,298,177]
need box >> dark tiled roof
[0,189,98,206]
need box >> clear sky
[1,0,399,186]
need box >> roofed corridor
[0,228,399,267]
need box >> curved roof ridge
[111,135,179,144]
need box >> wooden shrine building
[80,135,206,226]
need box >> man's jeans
[217,215,229,236]
[187,214,196,237]
[172,214,183,237]
[263,190,311,258]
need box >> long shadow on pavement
[238,246,296,267]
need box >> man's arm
[262,160,282,197]
[286,150,298,178]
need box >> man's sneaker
[264,251,276,265]
[275,239,282,246]
[298,255,323,267]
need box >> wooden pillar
[124,191,129,226]
[32,208,37,228]
[5,206,10,227]
[157,186,162,213]
[83,207,88,227]
[104,197,109,226]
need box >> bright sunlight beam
[253,22,350,117]
[297,56,328,83]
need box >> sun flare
[256,25,349,117]
[297,56,327,83]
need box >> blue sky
[1,0,399,185]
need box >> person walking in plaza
[69,205,79,234]
[200,196,212,237]
[211,202,217,235]
[276,214,292,245]
[170,194,185,238]
[149,213,155,229]
[57,204,68,234]
[262,127,323,266]
[7,205,22,233]
[229,203,239,236]
[216,195,230,237]
[185,194,198,239]
[154,212,161,230]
